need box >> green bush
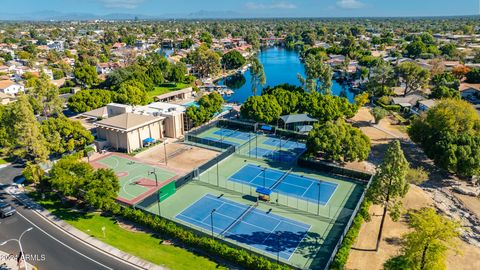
[377,96,391,105]
[102,201,289,270]
[330,200,371,270]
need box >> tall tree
[384,208,460,270]
[188,44,221,78]
[240,95,281,123]
[303,53,333,94]
[250,58,266,96]
[366,60,395,97]
[221,50,246,70]
[41,116,94,155]
[84,168,120,210]
[74,61,99,88]
[396,62,430,96]
[11,95,49,162]
[368,140,410,251]
[26,74,63,117]
[306,119,371,162]
[409,99,480,177]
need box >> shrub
[330,200,371,270]
[377,96,391,105]
[101,201,289,270]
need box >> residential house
[0,80,24,95]
[418,99,438,112]
[0,92,14,105]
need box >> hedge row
[103,202,290,270]
[329,200,372,270]
[376,102,401,112]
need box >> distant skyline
[0,0,478,19]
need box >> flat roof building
[95,113,165,153]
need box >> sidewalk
[0,250,34,270]
[5,186,166,270]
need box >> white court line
[300,181,315,197]
[200,201,226,223]
[121,175,144,200]
[177,194,310,261]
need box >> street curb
[7,187,166,270]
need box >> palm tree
[250,58,266,96]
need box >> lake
[216,47,355,104]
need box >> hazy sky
[1,0,477,17]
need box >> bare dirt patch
[346,185,480,270]
[135,140,219,172]
[347,107,480,269]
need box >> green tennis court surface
[90,153,178,205]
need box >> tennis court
[229,164,338,205]
[192,126,255,147]
[263,137,306,153]
[176,194,311,260]
[248,147,301,163]
[203,136,239,146]
[90,153,178,205]
[213,128,252,141]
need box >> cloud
[246,1,297,10]
[100,0,144,9]
[336,0,365,9]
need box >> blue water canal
[216,47,356,104]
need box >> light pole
[157,190,162,217]
[263,169,266,188]
[317,182,321,215]
[163,141,168,165]
[0,227,33,270]
[149,169,158,186]
[216,155,220,186]
[210,209,216,239]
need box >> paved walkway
[0,250,34,270]
[5,185,166,270]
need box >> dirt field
[346,185,480,270]
[346,107,480,270]
[135,141,220,172]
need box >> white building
[0,80,24,95]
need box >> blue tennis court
[263,137,306,153]
[248,147,299,163]
[213,128,252,141]
[203,136,239,146]
[176,194,310,260]
[229,164,338,205]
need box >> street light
[210,209,216,239]
[0,227,33,270]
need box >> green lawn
[29,192,224,270]
[148,83,190,98]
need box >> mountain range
[0,10,247,21]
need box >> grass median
[28,191,225,270]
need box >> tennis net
[270,168,293,190]
[221,201,258,236]
[221,128,237,138]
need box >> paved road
[0,165,139,270]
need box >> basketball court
[90,153,179,205]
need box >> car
[0,201,16,218]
